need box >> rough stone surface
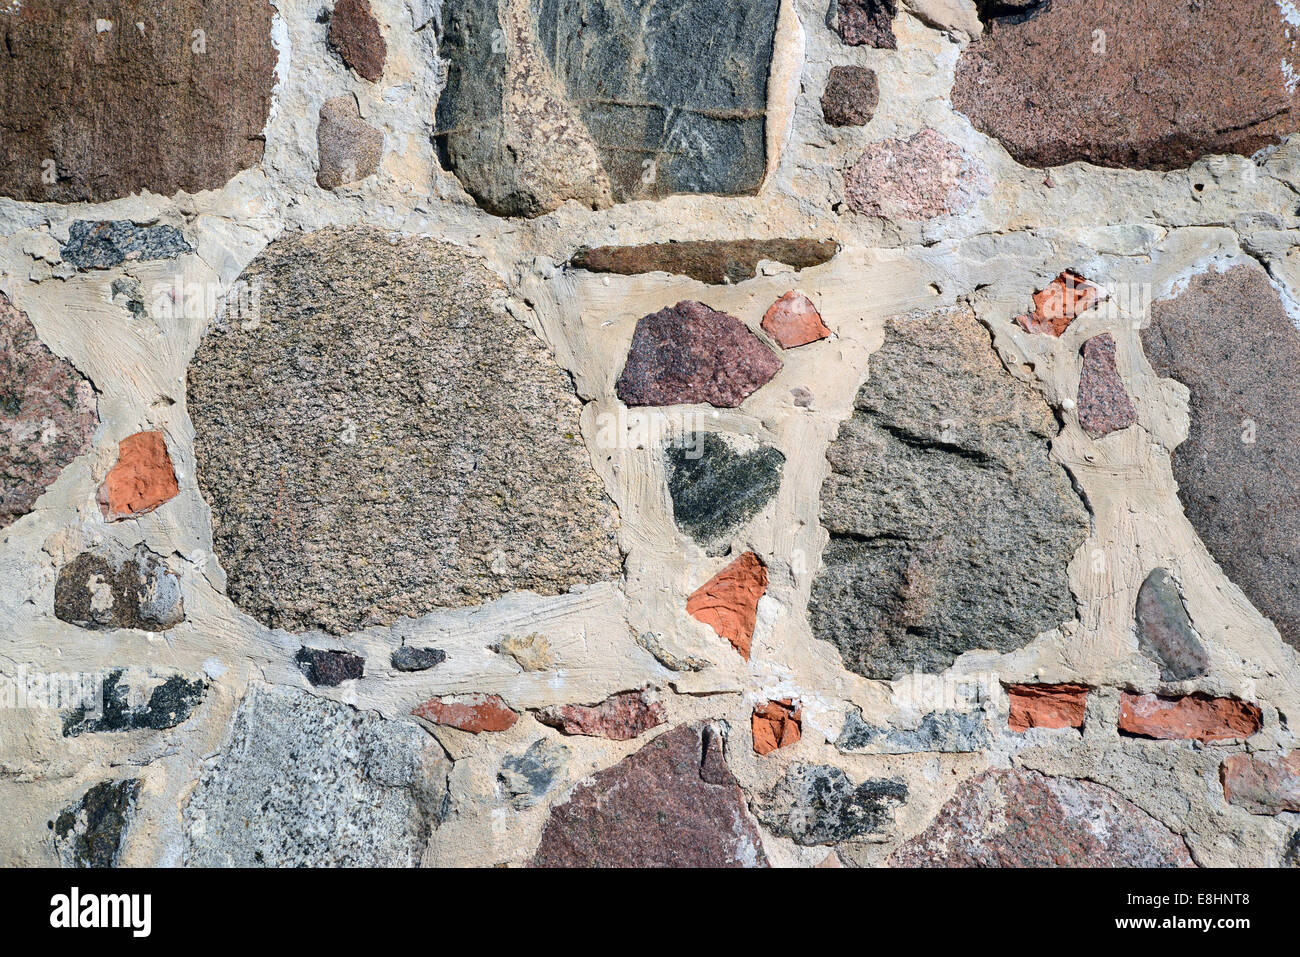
[436,0,781,216]
[615,301,782,408]
[97,431,180,523]
[1077,333,1137,439]
[837,708,988,753]
[752,699,801,756]
[184,684,449,866]
[686,552,768,659]
[1119,692,1263,743]
[390,646,446,672]
[52,779,141,868]
[60,221,194,270]
[835,0,898,49]
[1007,684,1088,732]
[317,95,384,189]
[1141,266,1300,651]
[295,647,365,687]
[63,671,206,738]
[756,764,907,845]
[1221,752,1300,815]
[572,239,839,285]
[533,723,767,867]
[843,130,990,220]
[636,631,711,672]
[412,693,519,733]
[328,0,386,81]
[664,432,784,554]
[821,66,879,127]
[890,769,1193,867]
[808,309,1089,679]
[1015,271,1105,337]
[761,291,831,349]
[499,738,569,809]
[534,689,665,740]
[1,293,99,530]
[951,0,1300,171]
[494,633,555,671]
[0,0,276,202]
[1135,569,1209,682]
[187,227,621,634]
[54,543,185,632]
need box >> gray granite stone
[755,764,907,846]
[60,221,193,270]
[837,708,988,754]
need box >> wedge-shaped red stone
[412,693,518,733]
[98,430,179,521]
[1119,692,1262,743]
[686,552,768,659]
[752,699,801,755]
[761,292,830,349]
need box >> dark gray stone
[51,779,141,868]
[1141,265,1300,651]
[837,708,988,753]
[1135,569,1209,681]
[498,738,569,809]
[391,646,446,672]
[808,308,1089,679]
[54,543,185,631]
[1285,829,1300,867]
[665,432,783,554]
[63,670,206,738]
[60,221,193,270]
[296,647,365,687]
[756,764,907,846]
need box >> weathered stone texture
[187,228,621,634]
[843,130,990,220]
[1134,569,1209,681]
[1141,266,1300,650]
[185,684,449,866]
[890,769,1193,867]
[533,724,767,867]
[756,764,907,845]
[328,0,386,81]
[0,0,276,202]
[54,543,185,631]
[761,292,831,349]
[834,0,898,48]
[1119,692,1262,743]
[1077,333,1137,439]
[295,647,365,687]
[499,738,569,809]
[821,66,879,127]
[1221,752,1300,815]
[572,239,839,285]
[951,0,1299,171]
[317,95,384,189]
[809,309,1089,679]
[665,432,784,554]
[391,646,446,672]
[534,689,666,740]
[52,779,141,868]
[413,693,519,733]
[1,293,99,530]
[837,708,988,753]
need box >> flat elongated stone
[1007,684,1088,732]
[187,228,621,634]
[808,309,1089,679]
[1119,692,1262,743]
[0,0,275,202]
[756,764,907,845]
[686,552,768,659]
[391,646,446,672]
[1135,569,1209,681]
[761,292,831,349]
[97,431,179,522]
[54,543,185,631]
[837,708,988,753]
[52,780,141,868]
[1,293,99,530]
[63,670,206,737]
[185,684,450,866]
[821,66,879,127]
[951,0,1300,171]
[535,689,665,741]
[1221,752,1300,815]
[1141,266,1300,651]
[616,301,782,408]
[843,130,990,220]
[328,0,386,81]
[60,221,194,270]
[572,239,839,285]
[1077,333,1137,439]
[413,693,519,733]
[533,723,767,867]
[890,769,1193,866]
[295,647,365,687]
[665,432,783,554]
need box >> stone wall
[2,0,1299,867]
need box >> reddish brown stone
[412,693,519,733]
[571,239,839,285]
[295,647,364,687]
[821,65,879,127]
[1221,752,1300,815]
[1014,271,1104,337]
[761,292,830,349]
[0,0,276,203]
[889,768,1193,867]
[686,552,768,659]
[534,690,666,741]
[97,431,180,522]
[1007,683,1088,732]
[1119,692,1263,743]
[752,699,801,755]
[328,0,386,82]
[836,0,897,49]
[615,301,782,408]
[952,0,1300,172]
[1,293,99,530]
[532,723,767,867]
[1077,333,1137,439]
[843,130,990,221]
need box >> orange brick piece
[98,430,179,521]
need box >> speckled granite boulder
[187,227,621,635]
[808,308,1088,679]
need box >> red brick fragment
[1015,271,1105,337]
[761,292,830,349]
[1007,683,1089,732]
[686,552,768,659]
[534,690,666,741]
[1221,751,1300,814]
[98,431,179,521]
[752,699,801,755]
[1119,692,1262,743]
[412,693,518,733]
